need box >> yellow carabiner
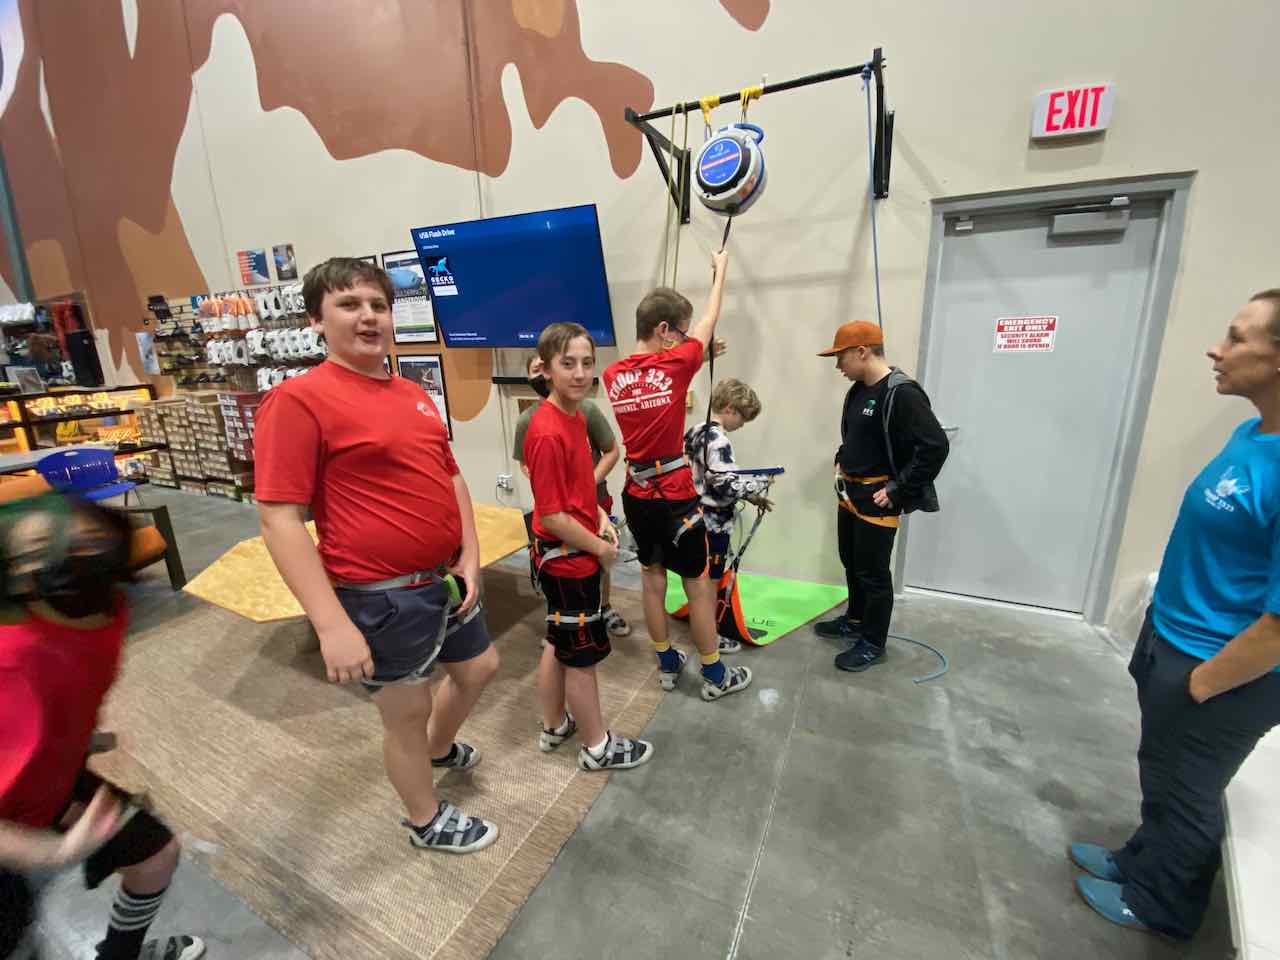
[739,84,764,120]
[699,94,720,131]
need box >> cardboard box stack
[218,392,262,467]
[156,398,201,491]
[185,392,253,500]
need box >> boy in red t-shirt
[1,495,204,960]
[602,251,752,701]
[525,323,653,770]
[256,259,499,855]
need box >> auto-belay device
[694,122,767,216]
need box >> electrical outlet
[496,473,514,491]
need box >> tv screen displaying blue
[409,203,616,348]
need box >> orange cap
[817,320,883,356]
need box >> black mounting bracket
[624,107,693,225]
[624,47,894,213]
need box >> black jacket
[837,369,949,513]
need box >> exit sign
[1031,84,1115,139]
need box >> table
[1223,727,1280,959]
[0,442,113,475]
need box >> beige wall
[159,3,1279,631]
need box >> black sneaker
[834,639,886,673]
[815,616,862,640]
[405,801,499,854]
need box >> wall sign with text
[994,316,1058,353]
[1031,84,1114,139]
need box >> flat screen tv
[409,203,616,349]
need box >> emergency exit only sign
[995,316,1057,353]
[1031,83,1114,138]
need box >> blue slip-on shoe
[1075,876,1149,932]
[1069,843,1124,882]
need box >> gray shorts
[335,576,491,691]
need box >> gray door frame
[898,173,1194,624]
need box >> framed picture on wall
[354,254,378,265]
[395,354,452,440]
[381,249,437,344]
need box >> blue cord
[860,68,946,683]
[861,66,884,330]
[888,634,950,684]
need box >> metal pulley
[693,122,767,216]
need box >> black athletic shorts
[336,576,491,691]
[540,568,611,669]
[59,768,175,890]
[0,867,36,959]
[622,492,708,579]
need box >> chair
[36,448,137,503]
[0,474,186,590]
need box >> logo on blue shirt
[1203,466,1250,512]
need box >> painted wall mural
[0,0,769,407]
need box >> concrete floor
[34,490,1234,959]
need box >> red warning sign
[994,316,1057,353]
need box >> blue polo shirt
[1153,418,1280,666]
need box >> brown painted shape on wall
[0,0,87,299]
[185,0,652,179]
[720,0,771,31]
[117,200,209,317]
[439,345,497,422]
[185,1,481,172]
[25,238,73,296]
[468,1,653,178]
[512,0,566,39]
[0,0,206,379]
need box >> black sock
[433,743,458,764]
[96,884,167,960]
[411,801,447,835]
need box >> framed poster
[395,354,451,439]
[236,248,271,285]
[272,243,298,280]
[354,254,379,265]
[381,249,437,344]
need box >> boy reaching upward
[602,251,753,701]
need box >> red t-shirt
[603,338,703,500]
[0,602,128,828]
[254,361,463,583]
[526,402,600,579]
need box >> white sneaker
[717,635,742,654]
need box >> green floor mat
[665,570,848,646]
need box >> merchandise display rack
[151,285,324,395]
[1,383,161,461]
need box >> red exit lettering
[1038,84,1112,137]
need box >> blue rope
[861,66,884,329]
[888,633,950,684]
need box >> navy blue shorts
[335,576,491,691]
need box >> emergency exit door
[904,196,1164,613]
